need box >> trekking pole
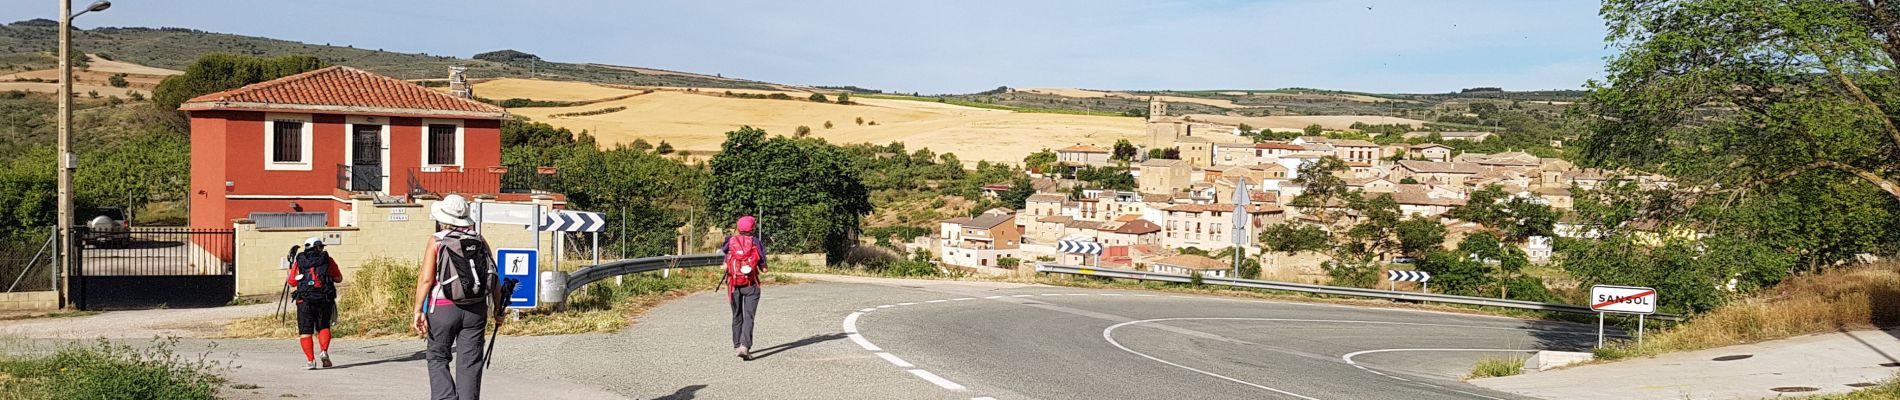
[483,278,519,369]
[277,245,299,322]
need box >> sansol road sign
[1590,285,1657,314]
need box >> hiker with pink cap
[720,215,766,360]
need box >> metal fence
[0,228,56,292]
[248,212,329,229]
[73,228,235,276]
[1035,263,1683,321]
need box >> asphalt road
[5,274,1603,399]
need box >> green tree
[1287,156,1351,226]
[152,54,328,120]
[68,51,89,69]
[1447,184,1558,243]
[107,74,128,88]
[1111,139,1138,161]
[837,92,852,104]
[999,177,1035,209]
[809,93,829,103]
[1395,217,1447,257]
[655,141,674,155]
[1259,223,1330,254]
[705,126,873,263]
[1303,124,1324,136]
[1023,148,1057,173]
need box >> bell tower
[1147,97,1167,122]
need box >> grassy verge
[1594,262,1900,361]
[226,258,806,338]
[0,338,226,400]
[1465,356,1525,380]
[0,311,99,322]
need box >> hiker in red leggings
[287,237,344,370]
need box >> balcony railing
[407,166,561,197]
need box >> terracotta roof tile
[180,66,508,119]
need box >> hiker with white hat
[286,236,342,369]
[410,194,504,400]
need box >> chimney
[448,66,472,99]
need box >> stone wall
[0,291,57,311]
[234,195,560,296]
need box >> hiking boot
[305,359,318,370]
[318,351,332,368]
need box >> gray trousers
[427,302,488,400]
[729,284,760,348]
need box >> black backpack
[292,250,337,301]
[435,230,495,306]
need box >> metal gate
[68,227,236,310]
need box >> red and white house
[181,66,510,230]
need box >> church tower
[1147,97,1167,122]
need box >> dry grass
[1596,262,1900,360]
[226,258,806,338]
[1465,356,1525,380]
[483,79,1148,166]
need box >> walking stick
[483,278,519,369]
[277,245,299,321]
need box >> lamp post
[57,0,110,309]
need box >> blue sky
[28,0,1610,94]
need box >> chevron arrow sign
[1056,240,1103,255]
[540,210,606,232]
[1386,270,1432,283]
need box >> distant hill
[0,20,776,90]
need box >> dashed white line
[1010,294,1033,298]
[926,299,948,303]
[877,304,894,308]
[898,302,918,306]
[859,307,877,312]
[908,369,968,391]
[952,297,976,301]
[985,295,1005,299]
[875,352,915,368]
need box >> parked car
[81,207,131,248]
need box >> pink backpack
[724,236,761,287]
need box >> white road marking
[843,312,863,334]
[985,295,1005,299]
[1102,320,1321,400]
[952,298,976,301]
[1010,295,1033,298]
[847,333,882,351]
[909,369,968,391]
[1106,318,1560,399]
[878,304,894,308]
[875,352,915,367]
[899,302,918,306]
[859,308,877,312]
[1340,348,1532,400]
[926,299,948,303]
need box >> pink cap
[737,216,756,232]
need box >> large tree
[152,54,328,122]
[705,126,873,263]
[1589,1,1900,201]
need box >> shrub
[107,74,128,88]
[856,117,864,125]
[809,93,828,102]
[1465,357,1524,379]
[0,339,225,400]
[795,125,812,138]
[824,121,833,129]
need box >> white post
[532,205,541,267]
[1596,312,1605,349]
[1637,314,1645,345]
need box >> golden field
[486,79,1148,166]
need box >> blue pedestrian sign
[495,248,538,309]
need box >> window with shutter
[273,121,303,163]
[427,124,457,165]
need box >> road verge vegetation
[1594,262,1900,361]
[225,258,805,338]
[0,338,226,400]
[1465,356,1525,379]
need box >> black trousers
[295,300,335,335]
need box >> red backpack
[724,235,761,287]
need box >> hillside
[487,79,1146,166]
[0,19,775,89]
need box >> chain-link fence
[0,228,56,292]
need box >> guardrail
[564,253,725,293]
[1035,263,1682,321]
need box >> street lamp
[57,0,109,309]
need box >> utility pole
[56,0,110,310]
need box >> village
[932,99,1677,283]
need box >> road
[1,274,1602,399]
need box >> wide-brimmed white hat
[432,194,473,227]
[304,237,324,248]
